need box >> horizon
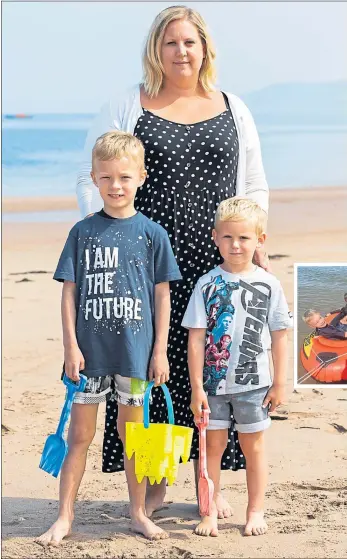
[3,79,347,116]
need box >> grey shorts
[73,375,148,406]
[207,386,271,434]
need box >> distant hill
[241,81,347,126]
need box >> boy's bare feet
[215,492,233,518]
[244,510,268,536]
[35,517,72,546]
[194,515,218,537]
[131,512,168,540]
[194,502,218,537]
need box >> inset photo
[295,264,347,387]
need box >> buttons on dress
[104,105,244,476]
[186,163,191,169]
[184,181,191,189]
[188,223,194,229]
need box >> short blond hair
[215,197,267,236]
[92,131,145,171]
[143,5,217,98]
[302,309,319,323]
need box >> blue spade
[39,373,87,478]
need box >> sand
[2,187,347,559]
[3,196,79,213]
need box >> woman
[77,5,269,518]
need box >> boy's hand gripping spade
[39,373,87,478]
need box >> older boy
[37,132,181,545]
[182,197,292,537]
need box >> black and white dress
[102,94,246,473]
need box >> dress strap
[222,91,231,112]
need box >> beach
[2,186,347,559]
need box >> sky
[2,1,347,113]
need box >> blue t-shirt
[54,212,182,379]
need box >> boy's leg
[193,459,233,519]
[194,395,230,537]
[238,431,268,536]
[194,429,228,537]
[115,376,168,522]
[232,387,271,537]
[145,477,166,518]
[36,402,98,546]
[117,402,168,540]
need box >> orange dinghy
[300,313,347,383]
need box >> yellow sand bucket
[125,381,193,485]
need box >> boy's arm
[62,281,85,381]
[319,328,347,340]
[188,328,210,422]
[148,282,170,386]
[262,329,288,410]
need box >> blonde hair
[143,5,217,98]
[215,197,267,236]
[302,309,319,323]
[92,131,145,171]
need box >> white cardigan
[76,85,269,217]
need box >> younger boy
[182,197,291,537]
[37,131,181,545]
[303,310,347,338]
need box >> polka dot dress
[102,94,246,473]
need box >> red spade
[197,409,214,516]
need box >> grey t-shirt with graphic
[54,212,182,379]
[182,266,292,395]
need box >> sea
[297,265,347,385]
[2,113,347,223]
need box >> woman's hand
[253,247,271,272]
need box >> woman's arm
[76,100,118,217]
[253,206,270,271]
[243,106,270,269]
[242,102,269,213]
